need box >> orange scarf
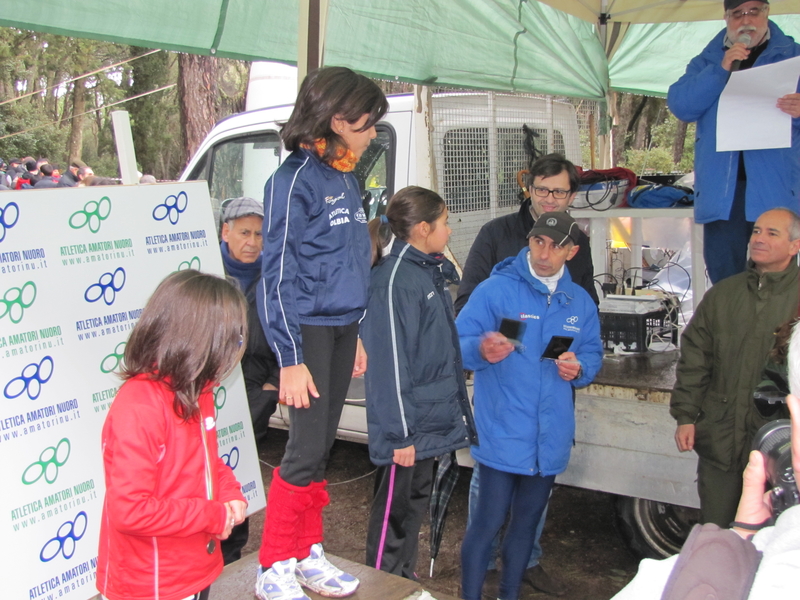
[312,139,358,173]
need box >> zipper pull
[343,174,351,189]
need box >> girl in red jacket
[96,270,248,600]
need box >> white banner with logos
[0,182,266,600]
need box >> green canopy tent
[2,1,798,100]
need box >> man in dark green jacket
[671,208,800,527]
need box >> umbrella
[429,450,460,577]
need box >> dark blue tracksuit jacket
[257,148,371,367]
[361,239,478,466]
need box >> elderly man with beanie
[457,212,603,600]
[218,197,281,564]
[668,0,800,284]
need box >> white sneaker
[255,559,310,600]
[295,544,360,598]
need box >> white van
[181,91,582,268]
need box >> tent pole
[297,0,328,88]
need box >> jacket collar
[518,198,535,232]
[389,238,443,269]
[746,258,800,293]
[298,147,344,180]
[492,247,575,304]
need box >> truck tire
[614,495,699,559]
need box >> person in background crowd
[667,0,800,283]
[33,163,58,188]
[217,196,281,565]
[5,158,22,186]
[671,208,800,527]
[58,160,91,187]
[15,160,39,189]
[254,66,388,600]
[0,159,10,188]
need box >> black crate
[599,309,677,352]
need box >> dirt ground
[241,429,641,600]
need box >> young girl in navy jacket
[96,270,247,600]
[361,186,477,579]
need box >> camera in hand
[752,419,799,519]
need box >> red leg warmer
[259,467,315,568]
[296,479,330,560]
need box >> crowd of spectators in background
[0,157,157,189]
[0,156,97,189]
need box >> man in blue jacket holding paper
[667,0,800,284]
[457,212,603,600]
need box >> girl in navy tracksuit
[255,67,388,600]
[361,186,478,579]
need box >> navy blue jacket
[257,148,371,367]
[457,249,603,476]
[667,22,800,223]
[361,240,478,466]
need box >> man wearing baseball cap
[218,197,281,564]
[668,0,800,284]
[456,212,602,600]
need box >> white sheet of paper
[716,55,800,151]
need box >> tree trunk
[626,96,649,150]
[67,77,87,164]
[672,119,688,164]
[178,53,218,167]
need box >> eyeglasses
[532,186,571,200]
[727,6,767,20]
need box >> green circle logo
[214,386,227,418]
[69,197,111,233]
[22,438,71,485]
[177,256,201,271]
[100,341,127,373]
[0,281,36,323]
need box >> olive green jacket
[670,260,799,472]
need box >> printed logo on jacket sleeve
[563,315,580,333]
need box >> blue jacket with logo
[361,240,478,466]
[456,248,603,476]
[257,148,371,367]
[667,22,800,223]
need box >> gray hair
[769,207,800,241]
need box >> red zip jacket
[97,375,246,600]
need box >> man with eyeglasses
[668,0,800,284]
[454,154,596,597]
[455,154,598,313]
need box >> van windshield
[207,132,282,215]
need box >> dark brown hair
[281,67,388,164]
[524,153,580,193]
[369,186,446,264]
[122,270,248,420]
[770,318,800,364]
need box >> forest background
[0,28,694,180]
